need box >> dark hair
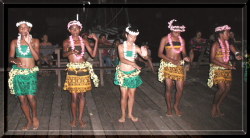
[99,33,106,39]
[113,39,121,43]
[125,24,139,35]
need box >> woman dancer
[63,20,99,127]
[158,19,190,116]
[207,25,242,117]
[114,25,148,122]
[8,21,40,130]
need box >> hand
[183,57,190,62]
[11,59,24,67]
[133,64,142,70]
[226,65,236,70]
[171,59,180,66]
[88,33,98,41]
[24,33,32,45]
[141,46,148,57]
[236,55,242,60]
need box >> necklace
[218,38,230,62]
[69,35,85,59]
[123,41,136,60]
[167,33,184,53]
[17,33,32,56]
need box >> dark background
[1,0,247,68]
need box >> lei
[17,33,32,56]
[69,35,85,59]
[123,41,136,60]
[218,38,230,62]
[167,33,184,53]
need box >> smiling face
[69,25,81,36]
[18,24,31,36]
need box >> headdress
[215,25,231,32]
[125,24,139,35]
[67,20,83,30]
[16,21,33,27]
[168,19,185,32]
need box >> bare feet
[174,106,183,116]
[211,106,220,118]
[217,107,224,117]
[22,121,33,130]
[118,117,126,123]
[128,115,138,122]
[79,120,86,128]
[70,120,77,127]
[166,111,173,116]
[32,117,39,130]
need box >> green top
[16,45,33,58]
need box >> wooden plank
[106,78,159,135]
[85,91,105,135]
[91,85,118,135]
[47,87,62,135]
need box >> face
[89,42,95,47]
[220,30,230,40]
[114,40,120,46]
[69,25,81,36]
[229,32,234,38]
[42,35,48,41]
[18,24,31,36]
[172,31,181,37]
[126,34,137,43]
[196,32,202,38]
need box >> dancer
[114,24,148,122]
[158,19,190,116]
[63,20,99,127]
[207,25,242,117]
[8,21,40,130]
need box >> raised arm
[85,34,98,58]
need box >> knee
[71,97,78,104]
[19,98,28,106]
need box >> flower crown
[67,20,83,30]
[125,25,139,36]
[168,19,185,32]
[16,21,33,27]
[215,25,231,32]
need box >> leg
[217,82,231,116]
[18,96,33,130]
[105,56,112,74]
[119,87,128,123]
[78,93,87,127]
[127,88,138,122]
[189,49,194,64]
[175,80,184,116]
[165,79,174,116]
[70,93,78,127]
[147,58,156,74]
[211,82,226,117]
[27,95,39,129]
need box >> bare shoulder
[32,38,40,43]
[10,39,17,44]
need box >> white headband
[67,20,83,30]
[125,26,139,36]
[168,19,185,32]
[16,21,33,27]
[215,25,231,32]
